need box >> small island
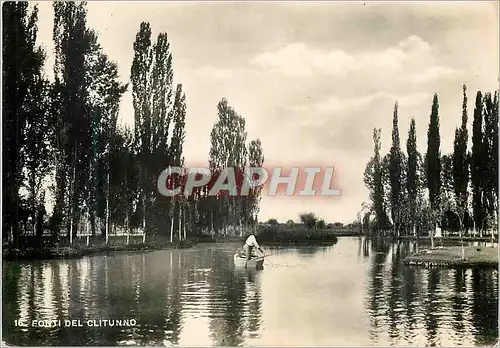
[403,245,498,268]
[198,212,353,246]
[250,213,356,246]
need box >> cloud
[251,43,353,77]
[407,65,461,84]
[194,66,233,79]
[290,91,431,118]
[250,35,434,78]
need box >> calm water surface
[2,237,498,346]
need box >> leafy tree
[406,118,419,236]
[299,212,317,229]
[131,23,185,240]
[425,94,441,247]
[131,22,155,235]
[246,139,265,224]
[108,126,140,233]
[364,128,390,232]
[440,154,454,201]
[168,84,187,241]
[24,78,53,239]
[52,1,97,241]
[88,50,128,238]
[471,91,484,233]
[316,219,326,229]
[267,219,279,225]
[452,85,469,231]
[51,2,128,244]
[2,2,46,244]
[208,98,248,235]
[388,102,402,236]
[482,92,498,228]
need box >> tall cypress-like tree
[452,85,469,227]
[131,22,154,235]
[388,102,402,236]
[425,94,441,245]
[406,118,418,237]
[440,154,454,201]
[471,91,484,233]
[168,84,187,241]
[482,92,499,227]
[3,2,47,244]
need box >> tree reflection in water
[208,250,247,346]
[364,236,498,346]
[1,240,497,346]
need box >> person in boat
[243,233,264,260]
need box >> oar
[264,252,275,267]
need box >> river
[2,237,498,346]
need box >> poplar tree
[3,2,47,244]
[364,128,389,233]
[52,1,96,241]
[406,118,418,236]
[131,23,181,238]
[471,91,484,233]
[208,98,248,235]
[168,84,187,241]
[425,94,441,246]
[452,85,469,228]
[52,2,127,242]
[483,92,499,227]
[247,139,265,224]
[388,102,402,236]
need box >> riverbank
[260,239,338,246]
[403,246,498,269]
[396,235,498,243]
[194,230,339,246]
[2,239,197,261]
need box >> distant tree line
[3,2,264,247]
[264,214,356,230]
[363,86,498,241]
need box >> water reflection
[2,239,498,346]
[363,237,498,346]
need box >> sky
[35,1,498,224]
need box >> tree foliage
[362,87,497,238]
[299,213,318,229]
[388,102,403,234]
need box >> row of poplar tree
[363,86,498,238]
[3,2,264,246]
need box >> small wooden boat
[233,251,265,269]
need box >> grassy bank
[3,237,197,261]
[403,246,499,269]
[397,235,498,242]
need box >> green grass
[404,246,499,268]
[2,238,196,261]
